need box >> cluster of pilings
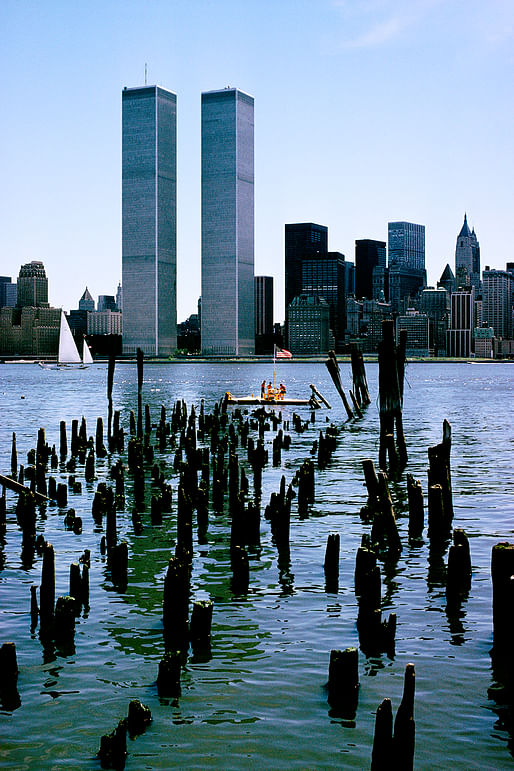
[2,342,512,768]
[98,698,152,770]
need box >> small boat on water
[38,311,93,369]
[224,346,331,409]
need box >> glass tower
[201,88,255,355]
[122,85,177,356]
[388,222,425,270]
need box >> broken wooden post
[324,533,340,592]
[378,320,407,470]
[10,432,18,480]
[446,529,472,600]
[107,352,116,450]
[371,698,393,770]
[406,474,424,540]
[393,663,416,770]
[127,699,152,737]
[137,347,144,439]
[325,350,353,420]
[327,646,359,718]
[60,421,67,459]
[350,342,371,406]
[0,642,21,711]
[39,542,55,631]
[428,420,453,525]
[157,650,182,698]
[491,542,514,654]
[190,599,213,655]
[98,719,127,770]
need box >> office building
[447,287,475,357]
[361,299,392,353]
[287,294,331,355]
[437,264,456,296]
[482,266,513,340]
[301,251,354,348]
[0,277,17,308]
[396,310,430,357]
[122,85,177,356]
[285,223,328,310]
[474,327,494,358]
[388,264,426,314]
[255,276,274,354]
[201,88,254,355]
[79,287,95,312]
[88,310,122,336]
[455,214,480,292]
[419,287,450,354]
[0,306,60,357]
[17,261,49,308]
[355,239,386,300]
[98,295,117,312]
[254,276,274,337]
[388,222,425,271]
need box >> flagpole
[273,344,276,392]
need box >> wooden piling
[127,699,152,737]
[491,541,514,653]
[371,698,393,770]
[325,350,354,420]
[157,650,182,698]
[327,647,359,717]
[190,599,213,652]
[11,433,18,480]
[59,421,67,459]
[406,474,424,540]
[40,542,55,630]
[446,529,472,599]
[324,533,340,591]
[98,719,127,770]
[107,352,115,449]
[393,663,416,770]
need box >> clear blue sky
[2,0,513,322]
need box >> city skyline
[2,1,513,323]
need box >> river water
[0,361,513,769]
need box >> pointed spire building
[455,214,480,292]
[79,287,95,312]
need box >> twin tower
[122,85,255,357]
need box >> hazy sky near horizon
[2,0,513,322]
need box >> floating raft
[225,384,331,409]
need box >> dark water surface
[0,361,513,769]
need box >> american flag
[275,346,293,359]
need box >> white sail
[82,338,93,365]
[58,311,81,364]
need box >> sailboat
[39,312,92,369]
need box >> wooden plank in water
[0,473,49,502]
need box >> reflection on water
[0,362,513,768]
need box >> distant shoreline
[1,355,511,365]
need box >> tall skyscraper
[17,261,49,308]
[301,251,354,347]
[79,287,95,312]
[482,266,513,340]
[355,239,386,300]
[285,223,328,309]
[122,85,177,356]
[455,214,480,292]
[388,222,425,270]
[254,276,274,337]
[0,277,17,308]
[447,287,475,357]
[201,88,255,355]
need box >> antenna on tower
[145,63,148,85]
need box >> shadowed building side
[122,85,177,356]
[201,88,255,356]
